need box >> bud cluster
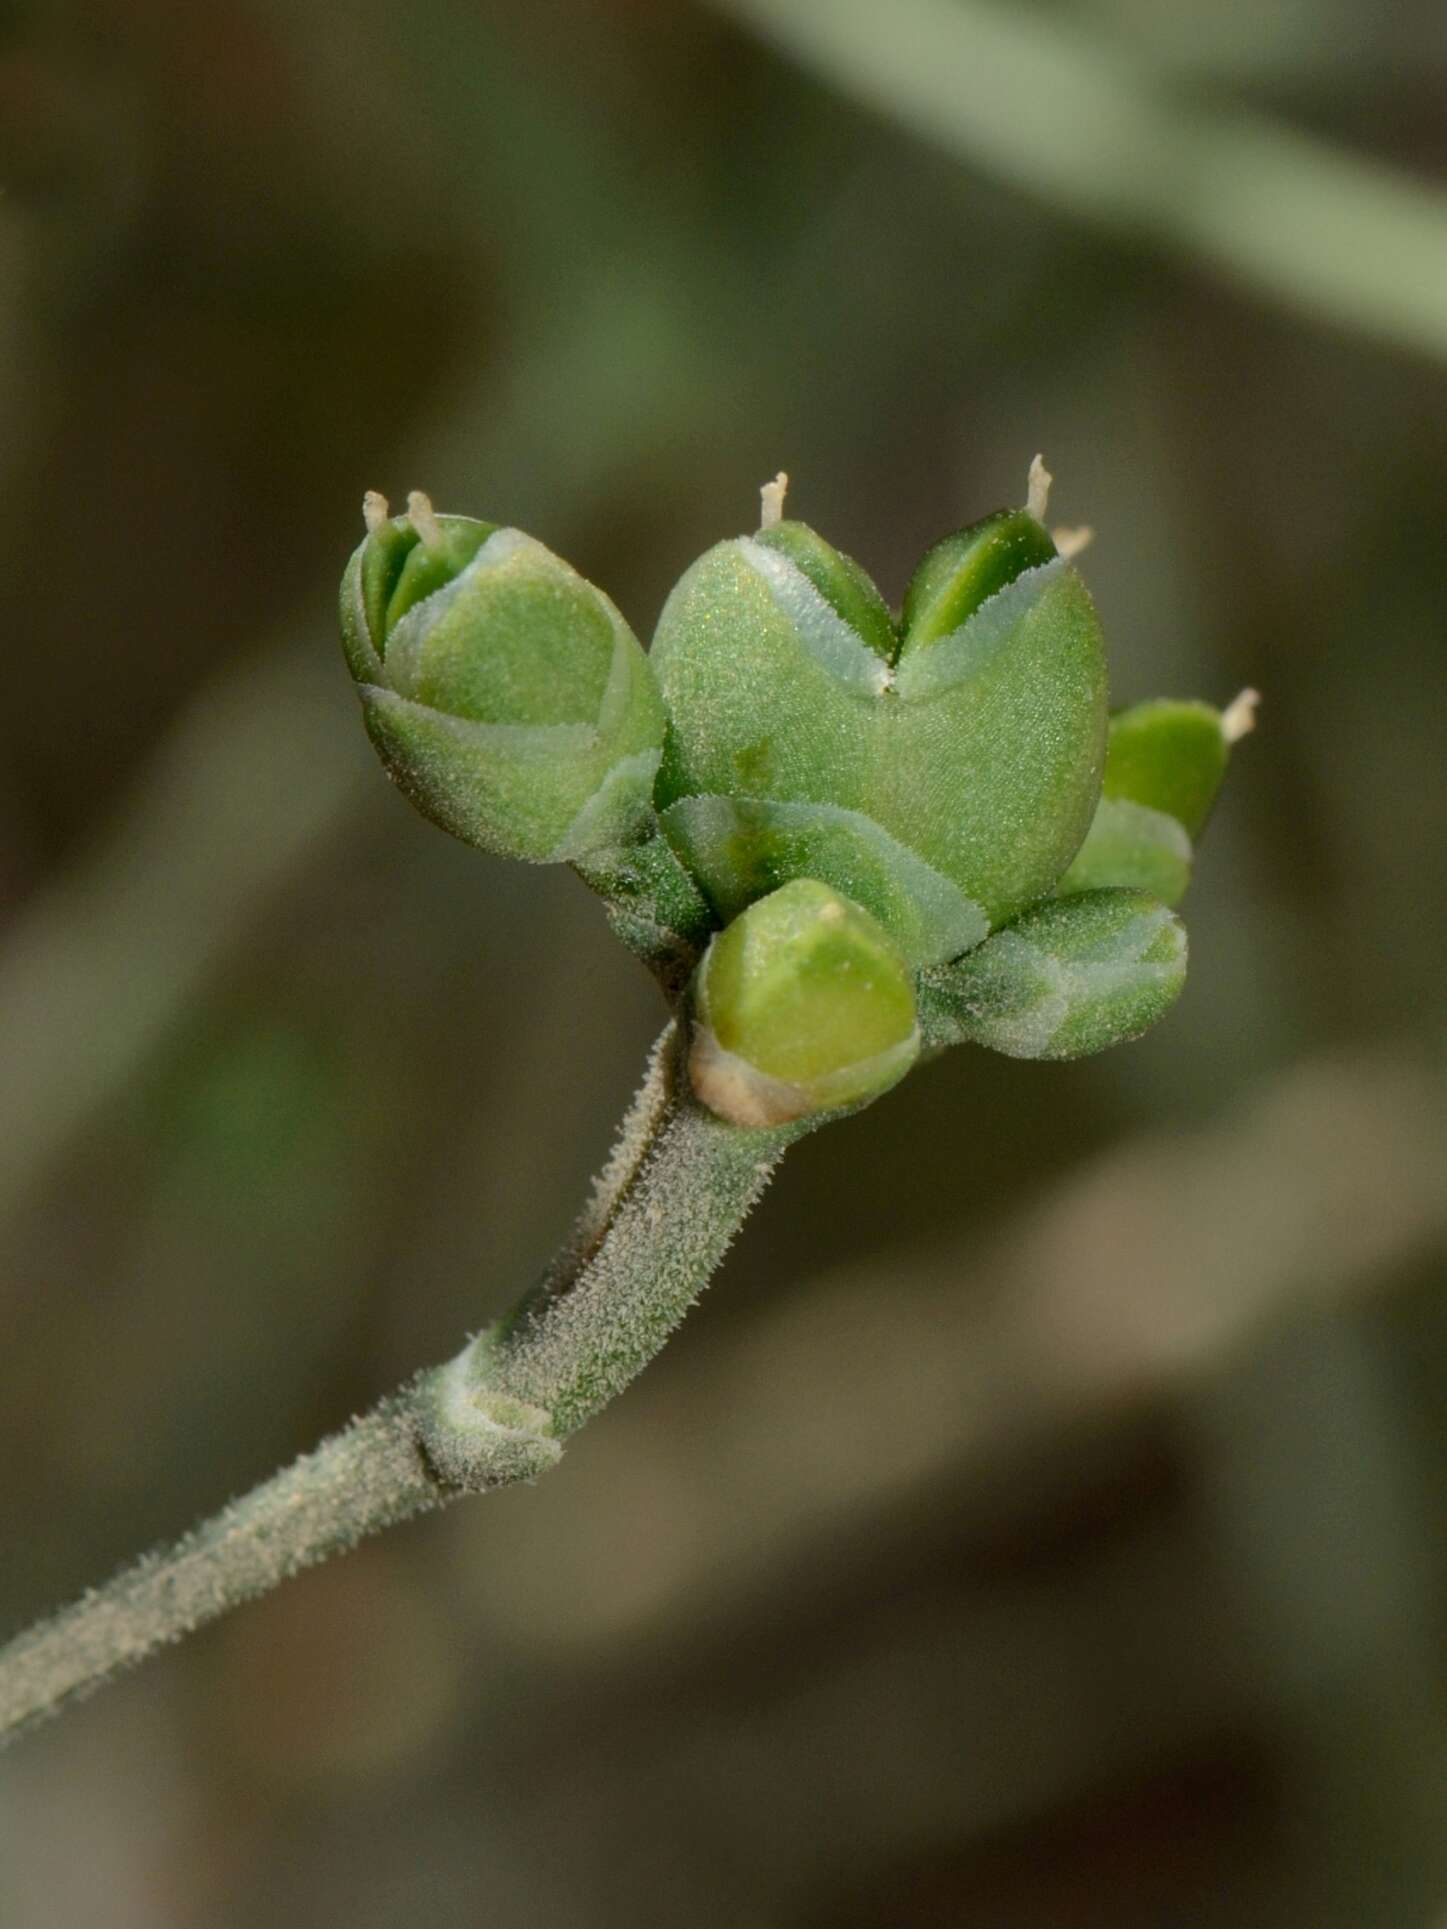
[340,467,1252,1129]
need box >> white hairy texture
[492,1056,797,1431]
[0,1403,445,1744]
[759,471,789,528]
[362,489,390,533]
[406,488,443,549]
[892,558,1062,703]
[1026,451,1052,521]
[1,1028,799,1740]
[425,1350,562,1487]
[974,930,1072,1057]
[549,749,662,862]
[1221,687,1261,743]
[557,1025,677,1269]
[739,537,893,695]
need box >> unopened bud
[1059,693,1257,905]
[689,880,919,1127]
[652,472,1106,952]
[920,888,1187,1060]
[340,495,664,862]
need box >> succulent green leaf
[1056,795,1193,906]
[341,513,665,862]
[651,534,1106,928]
[918,888,1187,1060]
[660,794,988,968]
[690,879,920,1126]
[1101,699,1230,838]
[899,509,1058,655]
[753,519,898,663]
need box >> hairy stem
[0,1025,797,1747]
[0,1402,441,1746]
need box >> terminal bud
[652,466,1107,956]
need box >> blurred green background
[1,1,1445,1923]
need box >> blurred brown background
[1,1,1445,1923]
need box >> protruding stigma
[1026,452,1052,523]
[1221,687,1261,744]
[406,489,444,550]
[1052,524,1094,561]
[362,490,390,534]
[759,471,789,530]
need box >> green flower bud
[652,464,1107,959]
[340,491,665,863]
[1058,689,1258,905]
[1102,695,1252,837]
[918,888,1187,1060]
[689,878,920,1127]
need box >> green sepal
[343,511,503,683]
[689,879,920,1126]
[383,519,498,640]
[651,535,1106,928]
[342,518,665,863]
[753,520,897,663]
[1101,699,1230,838]
[1057,795,1192,906]
[660,794,988,968]
[359,520,421,657]
[899,508,1059,655]
[918,888,1186,1060]
[360,691,661,863]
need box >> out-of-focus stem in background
[718,0,1447,362]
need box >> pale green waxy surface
[920,887,1186,1060]
[652,534,1107,929]
[696,880,918,1113]
[1057,795,1193,906]
[341,517,665,862]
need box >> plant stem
[0,1402,440,1746]
[0,1025,798,1747]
